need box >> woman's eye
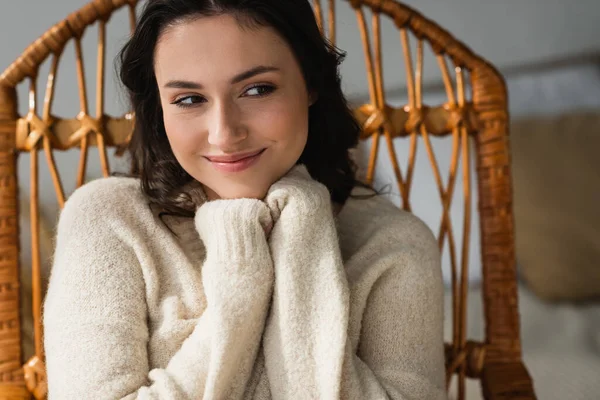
[172,95,205,108]
[243,85,276,97]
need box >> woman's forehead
[154,14,294,82]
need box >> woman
[43,0,446,399]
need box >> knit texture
[44,166,446,399]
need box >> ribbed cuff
[194,198,272,262]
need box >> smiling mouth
[204,149,265,163]
[205,148,266,173]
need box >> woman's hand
[264,164,331,223]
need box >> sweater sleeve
[44,187,274,400]
[262,168,446,400]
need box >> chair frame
[0,0,536,398]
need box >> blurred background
[1,1,599,399]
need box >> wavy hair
[119,0,364,216]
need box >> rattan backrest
[312,3,526,398]
[0,1,532,399]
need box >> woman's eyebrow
[164,65,280,89]
[231,65,280,84]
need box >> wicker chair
[0,0,536,399]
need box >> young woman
[43,0,446,399]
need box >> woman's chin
[208,184,270,201]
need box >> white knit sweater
[43,166,446,399]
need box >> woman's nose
[207,100,247,149]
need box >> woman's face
[154,14,313,200]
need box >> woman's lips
[205,149,266,173]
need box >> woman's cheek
[165,117,205,157]
[246,99,291,132]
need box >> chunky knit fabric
[44,166,446,399]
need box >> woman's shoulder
[65,176,144,210]
[338,186,438,253]
[60,176,148,224]
[338,186,443,296]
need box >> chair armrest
[481,361,537,400]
